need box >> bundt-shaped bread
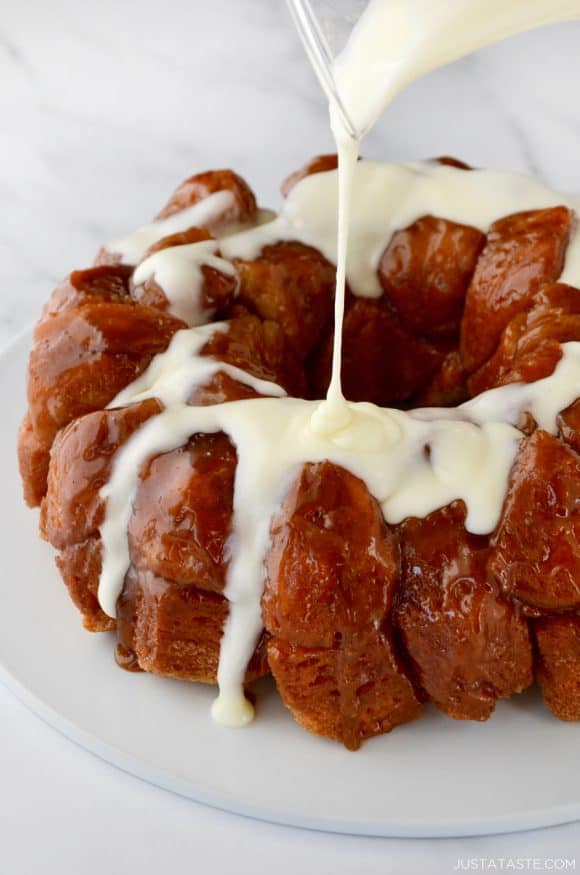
[18,158,580,749]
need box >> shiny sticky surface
[4,332,580,836]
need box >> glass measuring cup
[286,0,580,143]
[285,0,367,138]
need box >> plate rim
[3,657,580,839]
[3,327,580,839]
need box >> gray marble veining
[2,0,580,347]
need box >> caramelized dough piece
[95,169,257,267]
[268,632,422,750]
[42,400,162,551]
[490,430,580,612]
[281,154,339,197]
[411,350,469,407]
[122,430,267,682]
[28,299,183,446]
[559,399,580,454]
[470,283,580,395]
[198,312,307,398]
[40,314,301,554]
[145,226,213,255]
[132,226,238,320]
[535,615,580,721]
[56,538,113,632]
[18,413,51,508]
[18,264,140,504]
[379,216,485,339]
[460,207,572,373]
[395,503,533,720]
[42,265,132,318]
[186,371,271,406]
[41,312,301,632]
[128,433,236,594]
[132,265,237,323]
[156,169,257,226]
[263,462,397,646]
[263,461,422,749]
[312,297,446,405]
[235,242,335,359]
[117,568,268,684]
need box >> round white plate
[1,330,579,838]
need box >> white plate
[1,329,580,838]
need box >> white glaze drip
[97,0,580,728]
[106,190,236,265]
[105,160,580,308]
[100,323,286,623]
[110,322,287,411]
[99,158,580,728]
[99,343,580,719]
[132,240,238,327]
[220,161,580,298]
[310,136,360,435]
[329,0,580,140]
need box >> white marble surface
[2,0,580,870]
[3,1,580,344]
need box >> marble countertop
[3,0,580,346]
[2,1,580,870]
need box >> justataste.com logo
[453,860,576,871]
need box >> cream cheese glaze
[131,240,239,327]
[98,0,580,726]
[99,320,580,724]
[329,0,580,139]
[107,189,236,264]
[223,160,580,298]
[107,158,580,344]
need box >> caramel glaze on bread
[18,158,580,749]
